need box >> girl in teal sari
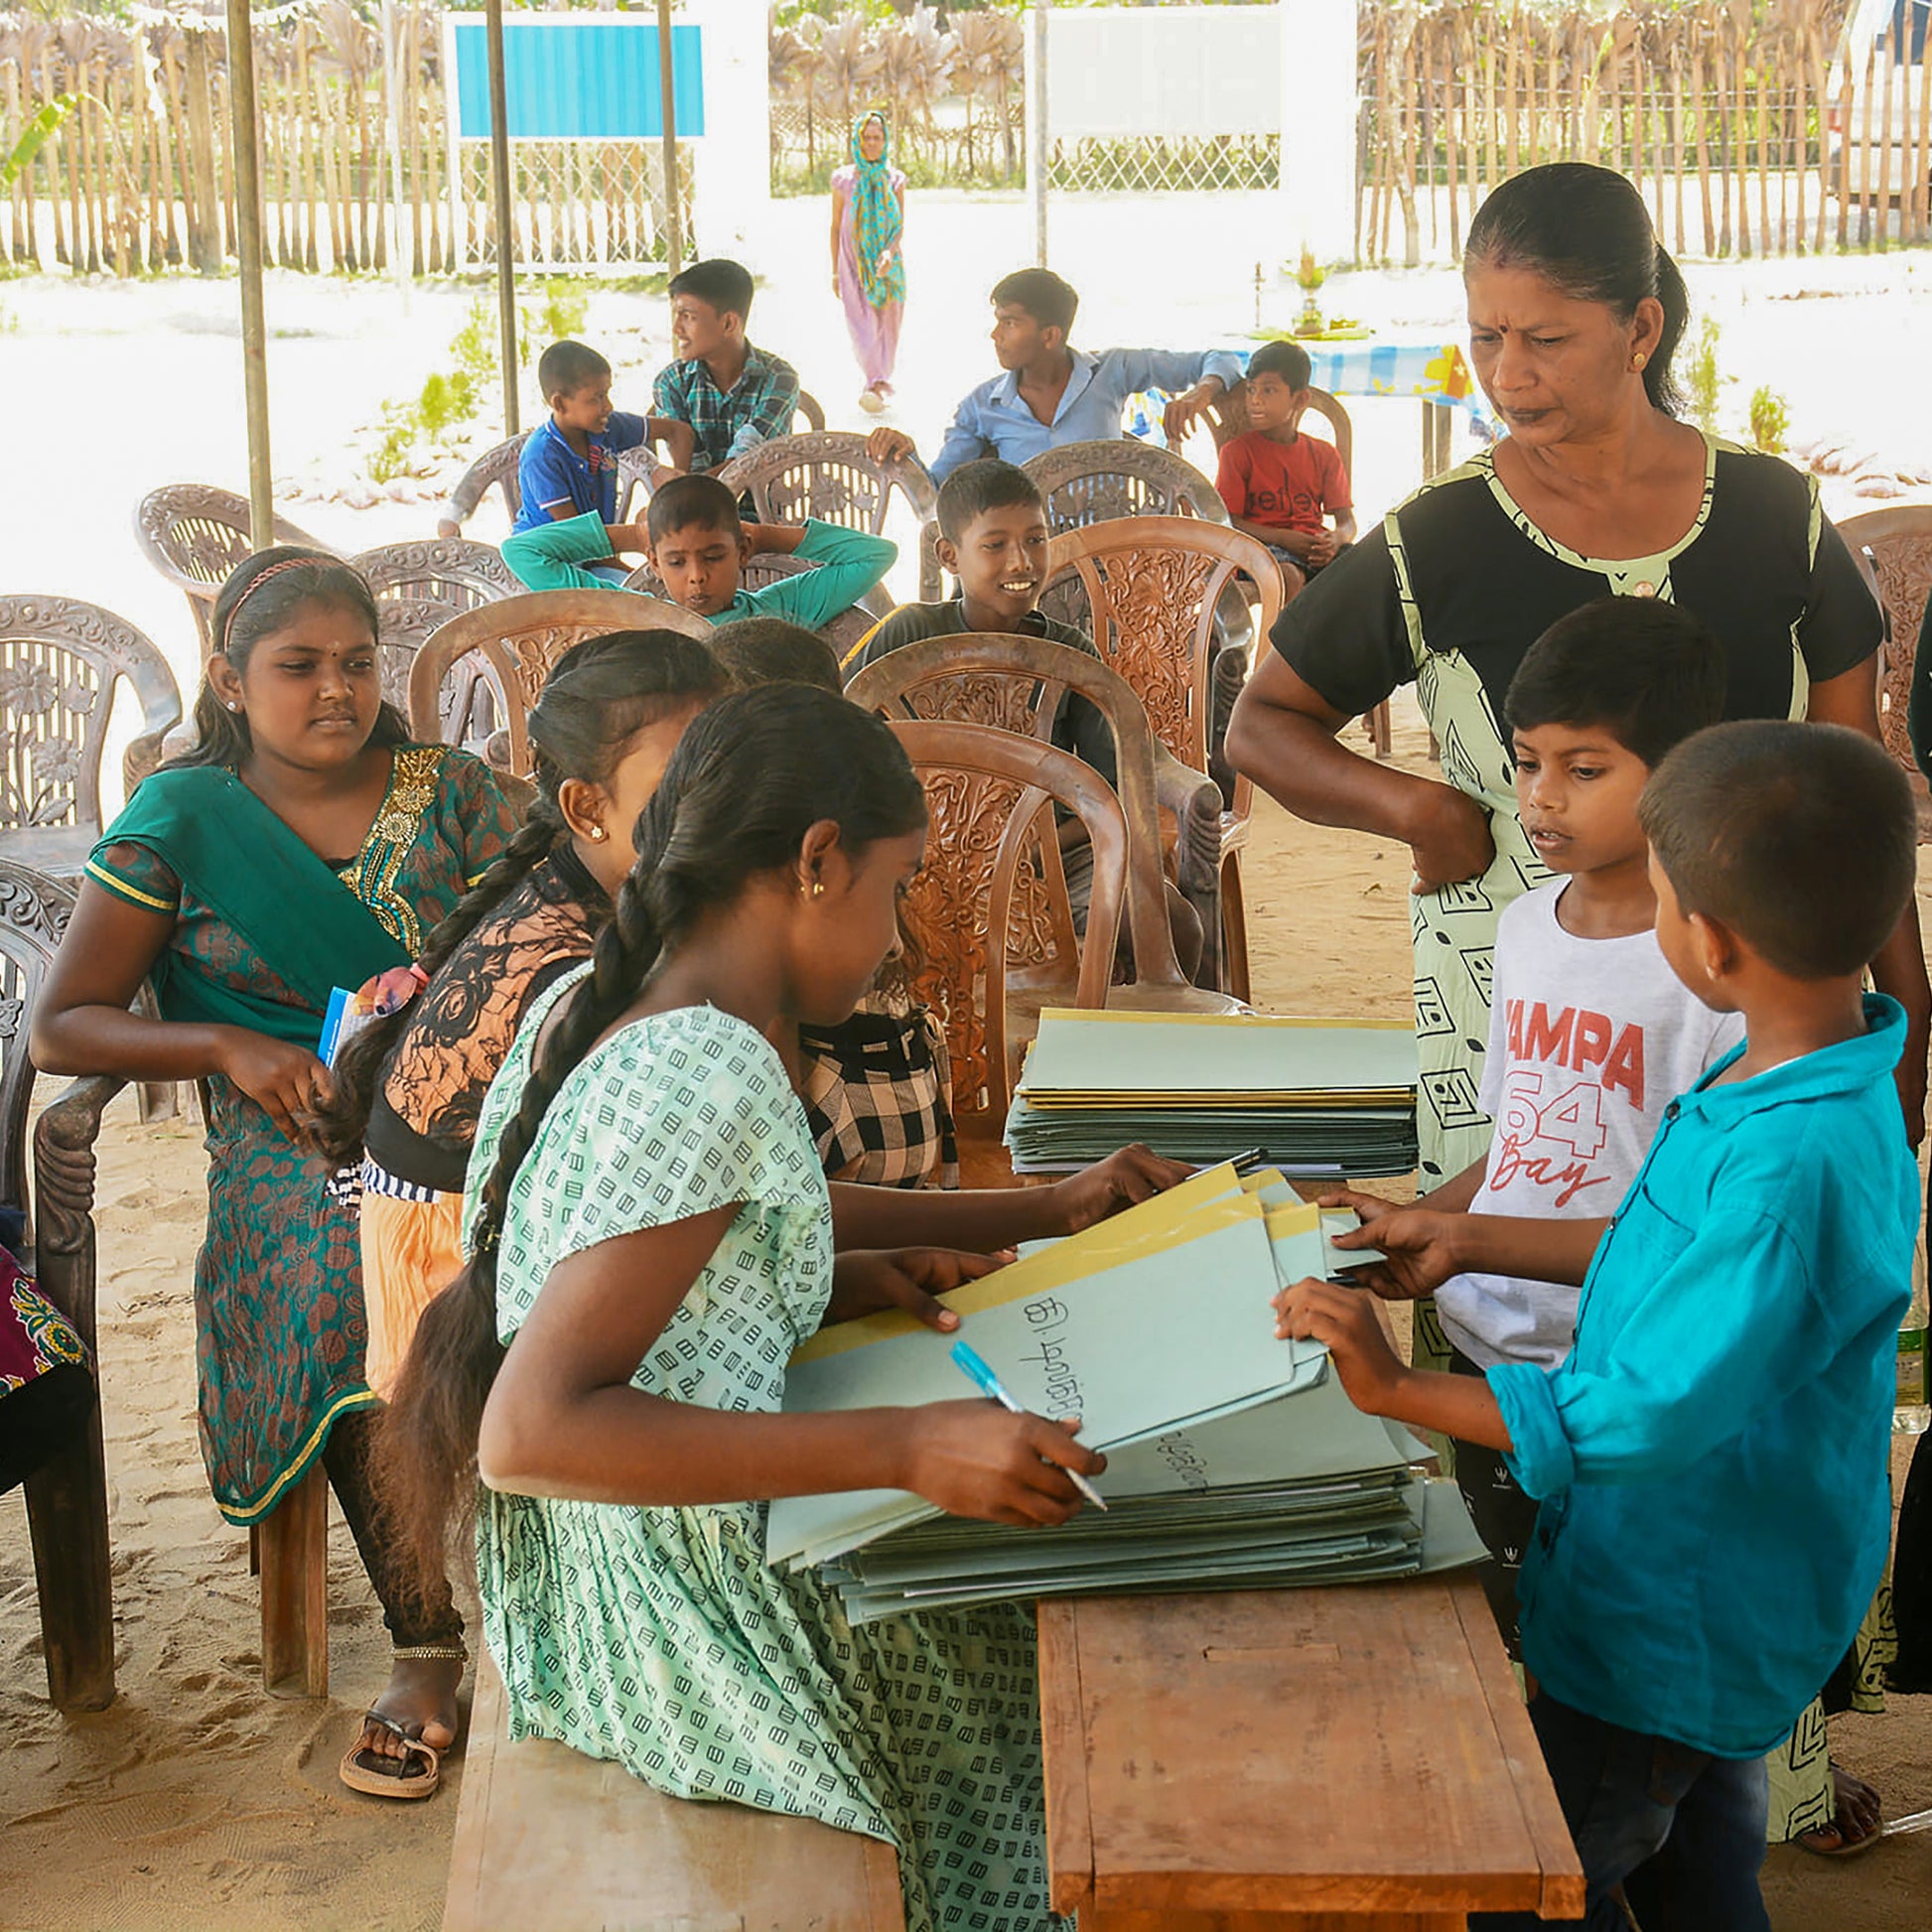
[35,549,516,1799]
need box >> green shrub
[1686,320,1723,435]
[1749,384,1789,456]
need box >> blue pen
[950,1338,1109,1512]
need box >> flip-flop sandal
[1797,1820,1884,1858]
[339,1711,442,1801]
[1797,1768,1884,1860]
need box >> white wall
[1034,3,1356,263]
[1279,0,1357,261]
[687,0,769,263]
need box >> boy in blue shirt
[503,474,895,632]
[1277,720,1920,1931]
[511,341,690,581]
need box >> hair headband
[219,555,325,658]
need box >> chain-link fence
[1046,133,1280,195]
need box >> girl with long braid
[319,629,728,1398]
[321,627,1180,1395]
[33,548,518,1801]
[379,685,1103,1931]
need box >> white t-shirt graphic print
[1436,879,1745,1371]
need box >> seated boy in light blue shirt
[866,267,1242,483]
[503,473,896,632]
[1276,720,1921,1932]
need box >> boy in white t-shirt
[1333,596,1735,1653]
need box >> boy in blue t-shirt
[510,341,689,580]
[1277,720,1920,1931]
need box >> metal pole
[483,0,518,434]
[1030,0,1048,266]
[225,0,273,549]
[381,0,410,299]
[656,0,683,274]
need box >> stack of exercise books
[765,1164,1480,1625]
[1003,1009,1420,1178]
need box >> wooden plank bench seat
[444,1654,906,1932]
[1038,1575,1587,1930]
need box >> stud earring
[226,701,240,712]
[804,880,824,899]
[1632,351,1648,370]
[588,825,608,842]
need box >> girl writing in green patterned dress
[380,684,1103,1932]
[33,549,517,1800]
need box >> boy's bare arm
[1326,1204,1607,1301]
[1330,507,1358,545]
[1231,513,1312,557]
[647,415,696,477]
[1274,1280,1514,1449]
[743,522,808,557]
[1318,1154,1487,1230]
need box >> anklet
[393,1641,468,1662]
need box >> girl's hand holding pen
[900,1402,1107,1527]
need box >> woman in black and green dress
[34,550,516,1797]
[1227,161,1927,1856]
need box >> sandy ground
[1,701,1929,1931]
[0,187,1929,1929]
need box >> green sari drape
[86,748,515,1521]
[86,765,409,1046]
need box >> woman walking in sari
[34,548,516,1799]
[830,110,905,414]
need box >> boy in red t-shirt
[1215,339,1356,589]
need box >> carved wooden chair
[434,433,529,539]
[0,861,113,1710]
[369,595,464,713]
[350,537,520,611]
[611,392,832,520]
[848,634,1245,1006]
[1042,516,1287,1001]
[1193,381,1389,757]
[917,438,1232,612]
[715,431,937,599]
[133,486,330,659]
[621,554,886,654]
[29,872,337,1700]
[352,542,520,742]
[408,591,707,778]
[1023,441,1242,666]
[1843,504,1932,827]
[1025,438,1229,530]
[0,596,184,878]
[888,719,1127,1186]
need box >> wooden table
[1038,1575,1586,1930]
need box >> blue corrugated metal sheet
[452,20,704,140]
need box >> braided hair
[375,684,927,1598]
[315,628,727,1168]
[171,547,406,770]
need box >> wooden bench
[444,1654,906,1932]
[1038,1575,1587,1929]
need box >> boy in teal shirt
[1277,721,1920,1932]
[501,474,895,630]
